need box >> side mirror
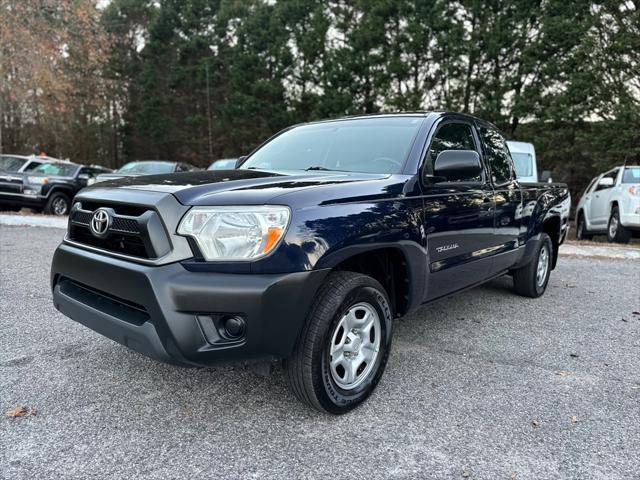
[235,156,247,169]
[598,177,614,188]
[433,150,482,182]
[78,173,90,180]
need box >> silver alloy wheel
[329,302,381,390]
[609,214,618,238]
[536,245,549,287]
[52,197,68,216]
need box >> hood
[85,169,399,206]
[96,173,138,181]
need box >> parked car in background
[576,165,640,243]
[51,112,570,413]
[507,141,538,183]
[96,160,199,182]
[0,154,56,173]
[506,141,553,183]
[0,159,111,215]
[207,158,237,170]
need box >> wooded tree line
[0,0,638,196]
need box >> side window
[594,170,617,191]
[584,177,598,194]
[23,161,41,172]
[479,127,514,185]
[426,122,478,180]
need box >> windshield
[117,161,175,174]
[31,163,79,177]
[511,152,533,178]
[0,156,27,172]
[240,117,424,174]
[621,167,640,184]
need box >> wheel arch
[46,185,74,200]
[316,244,425,318]
[542,215,561,269]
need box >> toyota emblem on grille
[90,208,111,237]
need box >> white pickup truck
[576,166,640,243]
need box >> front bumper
[51,243,329,367]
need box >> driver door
[421,120,496,301]
[591,169,618,227]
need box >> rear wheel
[284,271,393,414]
[607,206,631,243]
[513,233,553,298]
[44,192,70,216]
[576,213,592,241]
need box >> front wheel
[44,192,70,216]
[607,206,631,243]
[284,271,393,414]
[576,213,592,241]
[513,233,553,298]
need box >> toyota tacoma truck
[51,112,570,414]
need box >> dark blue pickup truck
[51,112,570,414]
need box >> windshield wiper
[305,166,334,171]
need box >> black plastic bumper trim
[51,243,329,367]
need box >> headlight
[177,206,291,261]
[27,176,48,185]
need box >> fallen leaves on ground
[555,370,573,377]
[531,419,540,428]
[570,415,578,423]
[5,406,28,417]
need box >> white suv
[576,166,640,243]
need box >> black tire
[513,233,553,298]
[284,271,393,414]
[44,192,70,216]
[607,206,631,244]
[575,212,592,241]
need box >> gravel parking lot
[1,225,639,480]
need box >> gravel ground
[1,225,639,480]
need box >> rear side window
[479,127,514,185]
[426,122,477,179]
[23,161,41,172]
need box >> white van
[506,141,539,183]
